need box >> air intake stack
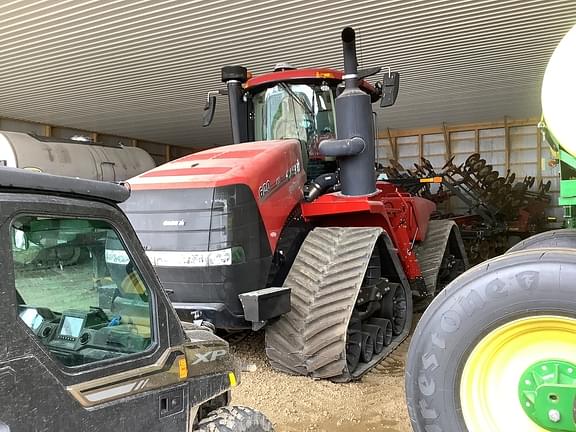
[319,27,377,196]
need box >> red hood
[128,139,306,252]
[129,140,301,191]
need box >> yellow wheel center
[460,315,576,431]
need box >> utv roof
[0,167,130,203]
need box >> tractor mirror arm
[202,89,228,127]
[357,66,381,80]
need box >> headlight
[105,249,130,265]
[146,247,244,267]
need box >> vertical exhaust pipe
[222,66,249,144]
[319,27,376,196]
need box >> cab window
[252,82,336,158]
[11,215,153,367]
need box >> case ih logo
[162,220,185,226]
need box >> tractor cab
[203,65,391,176]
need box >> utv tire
[405,249,576,432]
[507,229,576,253]
[195,406,273,432]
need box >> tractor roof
[244,67,378,95]
[0,167,130,203]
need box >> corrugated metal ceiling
[1,0,576,147]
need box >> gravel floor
[230,331,412,432]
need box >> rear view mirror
[202,94,217,127]
[380,71,400,107]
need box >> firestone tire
[507,229,576,253]
[194,406,274,432]
[405,249,576,432]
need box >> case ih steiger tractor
[123,27,468,382]
[405,24,576,432]
[0,168,272,432]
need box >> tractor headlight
[145,247,245,268]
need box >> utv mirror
[202,93,217,127]
[13,228,29,251]
[380,71,400,108]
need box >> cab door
[0,195,189,432]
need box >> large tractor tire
[507,229,576,253]
[195,406,273,432]
[405,249,576,431]
[265,227,413,382]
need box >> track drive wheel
[507,229,576,253]
[194,406,274,432]
[265,227,412,382]
[405,249,576,432]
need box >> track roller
[363,323,384,354]
[368,318,393,347]
[360,332,374,363]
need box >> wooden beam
[378,117,539,140]
[165,144,171,163]
[418,134,423,161]
[442,122,451,160]
[43,125,52,137]
[386,127,398,161]
[504,116,511,171]
[475,128,480,153]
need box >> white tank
[542,24,576,156]
[0,131,155,181]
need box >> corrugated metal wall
[376,118,561,221]
[1,1,575,147]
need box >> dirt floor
[231,331,412,432]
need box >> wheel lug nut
[548,409,561,423]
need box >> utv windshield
[252,83,336,157]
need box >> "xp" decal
[191,350,227,365]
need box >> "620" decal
[258,180,271,199]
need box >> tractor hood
[124,139,306,255]
[128,140,303,192]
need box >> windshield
[252,83,336,157]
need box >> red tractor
[120,27,468,381]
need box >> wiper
[279,83,314,116]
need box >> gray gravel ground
[230,331,412,432]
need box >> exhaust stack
[319,27,376,196]
[221,66,249,143]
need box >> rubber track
[265,227,409,381]
[414,220,467,295]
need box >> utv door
[0,194,190,432]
